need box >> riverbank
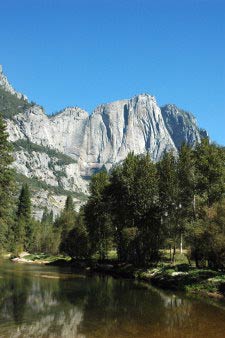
[93,262,225,300]
[48,258,225,302]
[8,253,225,302]
[10,252,69,265]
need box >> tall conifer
[0,114,15,250]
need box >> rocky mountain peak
[0,64,28,101]
[25,105,45,116]
[133,93,156,102]
[50,107,89,120]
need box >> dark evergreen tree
[16,183,32,251]
[65,195,74,212]
[60,209,89,259]
[0,114,15,251]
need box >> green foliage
[194,138,225,206]
[15,184,33,251]
[187,199,225,269]
[177,144,196,218]
[110,153,160,263]
[83,141,225,267]
[0,114,16,250]
[60,210,89,259]
[157,151,179,257]
[12,217,26,255]
[54,196,78,255]
[0,87,33,119]
[17,184,31,222]
[30,211,61,255]
[1,119,224,270]
[65,195,74,212]
[84,171,112,260]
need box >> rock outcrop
[0,64,28,100]
[161,104,207,149]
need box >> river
[0,260,225,337]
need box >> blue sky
[0,0,224,144]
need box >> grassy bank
[10,252,71,264]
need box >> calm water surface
[0,260,225,338]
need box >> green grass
[23,253,71,263]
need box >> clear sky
[0,0,224,145]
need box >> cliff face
[0,65,205,218]
[80,94,176,173]
[161,104,206,149]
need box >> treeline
[58,138,225,269]
[81,141,225,268]
[1,112,225,270]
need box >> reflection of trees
[0,272,31,324]
[11,276,31,323]
[77,276,169,337]
[1,262,225,338]
[0,264,85,338]
[1,307,84,338]
[63,276,225,338]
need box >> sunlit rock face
[1,66,204,217]
[8,105,89,157]
[7,94,178,177]
[80,94,176,174]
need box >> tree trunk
[172,243,176,264]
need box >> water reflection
[0,261,225,338]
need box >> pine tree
[17,184,31,221]
[0,114,15,251]
[60,209,89,259]
[16,183,32,251]
[65,195,74,212]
